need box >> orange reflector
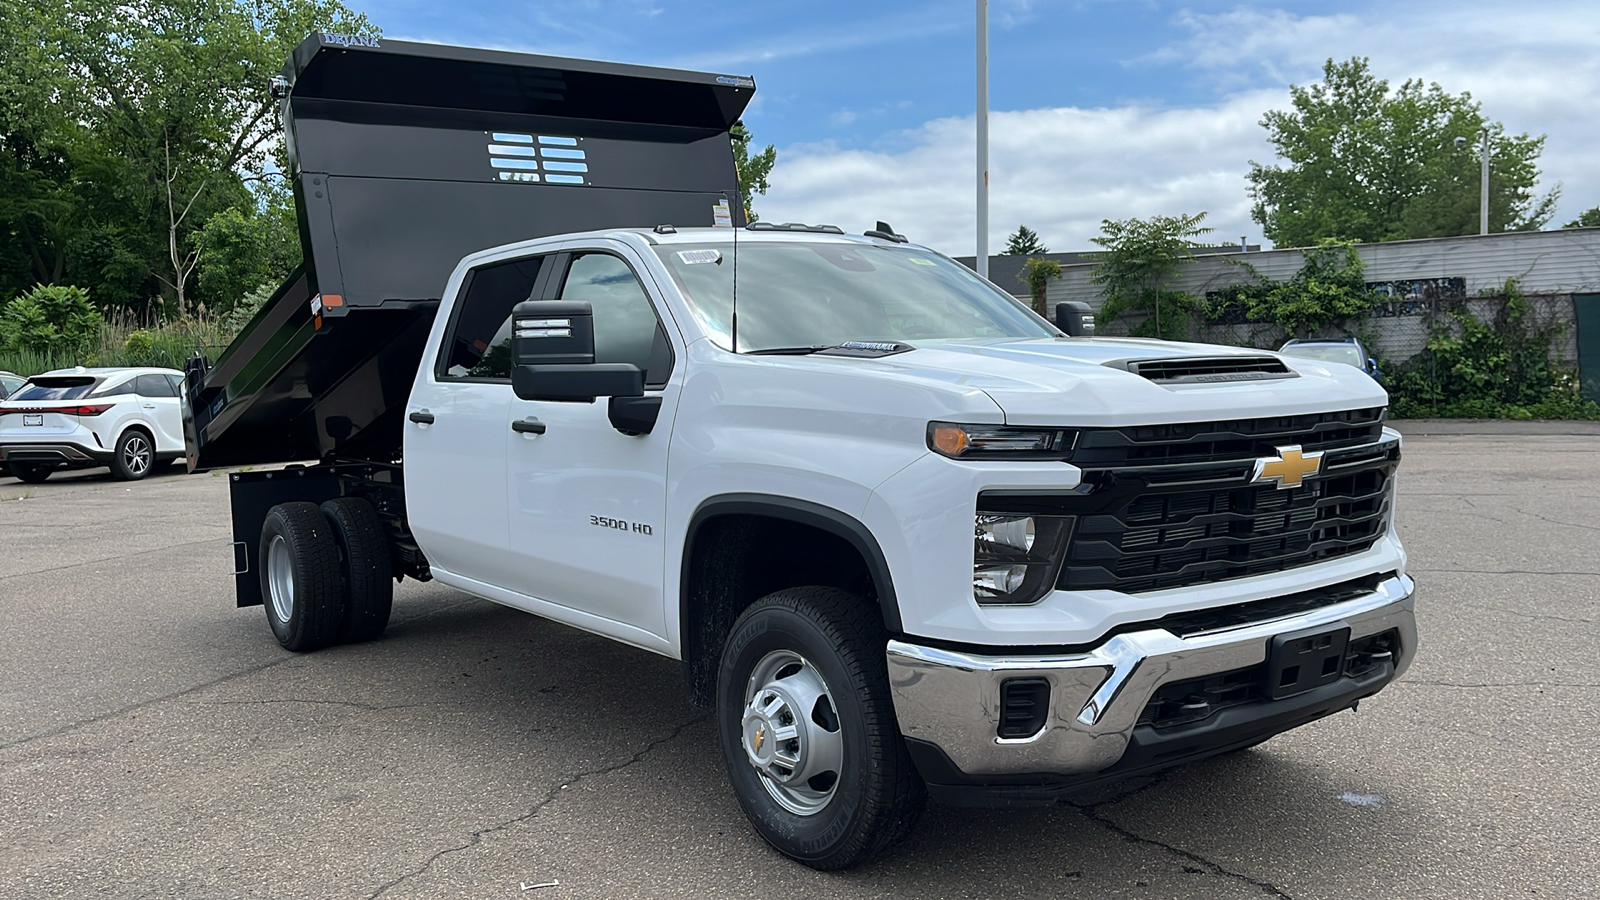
[321,294,343,307]
[930,424,969,456]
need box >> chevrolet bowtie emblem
[1251,444,1323,489]
[753,726,765,752]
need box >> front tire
[716,587,925,870]
[110,429,154,480]
[260,502,344,651]
[9,462,54,483]
[321,497,394,643]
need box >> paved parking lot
[2,423,1597,899]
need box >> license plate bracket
[1264,623,1350,700]
[22,414,43,427]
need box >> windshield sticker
[908,257,938,266]
[677,249,724,265]
[712,198,732,228]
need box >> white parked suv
[0,367,187,482]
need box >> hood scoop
[1113,356,1295,384]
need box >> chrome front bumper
[887,574,1415,779]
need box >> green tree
[1248,58,1557,248]
[1003,225,1048,256]
[1,0,373,317]
[0,2,82,299]
[1089,212,1211,340]
[1565,206,1600,228]
[194,182,301,314]
[1019,257,1061,315]
[1205,240,1384,338]
[731,122,776,222]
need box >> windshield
[11,377,100,401]
[652,241,1055,352]
[1280,344,1363,368]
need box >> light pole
[976,0,989,279]
[1479,126,1490,235]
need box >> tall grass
[0,312,235,377]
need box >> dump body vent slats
[1122,356,1294,384]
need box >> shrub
[123,329,156,363]
[1385,280,1600,420]
[0,284,101,354]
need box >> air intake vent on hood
[1120,356,1295,384]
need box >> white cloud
[761,2,1600,256]
[764,93,1278,255]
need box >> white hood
[820,337,1388,426]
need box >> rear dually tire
[260,502,345,652]
[320,497,394,643]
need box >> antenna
[723,190,739,353]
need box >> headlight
[973,513,1072,604]
[929,422,1076,459]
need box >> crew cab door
[406,253,553,586]
[503,245,681,640]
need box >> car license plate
[22,414,43,426]
[1263,623,1350,700]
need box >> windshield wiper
[743,340,915,358]
[744,345,834,356]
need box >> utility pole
[976,0,989,279]
[1479,126,1490,235]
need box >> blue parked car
[1278,338,1383,383]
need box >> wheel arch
[679,493,902,705]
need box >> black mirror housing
[512,363,644,402]
[512,300,596,366]
[1053,301,1095,337]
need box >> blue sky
[364,0,1600,254]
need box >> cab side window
[439,255,547,380]
[556,253,671,386]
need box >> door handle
[511,417,547,435]
[408,410,435,424]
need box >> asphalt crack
[1065,775,1296,900]
[0,595,483,753]
[0,654,299,753]
[1396,679,1600,689]
[1513,508,1600,533]
[1408,568,1600,577]
[365,713,709,899]
[187,698,433,712]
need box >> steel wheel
[122,434,151,476]
[266,534,295,624]
[741,649,844,816]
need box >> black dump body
[190,34,753,469]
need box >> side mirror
[510,300,645,402]
[1053,301,1095,337]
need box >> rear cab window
[438,256,548,381]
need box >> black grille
[1124,356,1292,383]
[1058,448,1396,593]
[1068,407,1386,469]
[997,678,1051,739]
[1137,629,1400,729]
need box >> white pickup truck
[199,35,1414,870]
[244,222,1414,868]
